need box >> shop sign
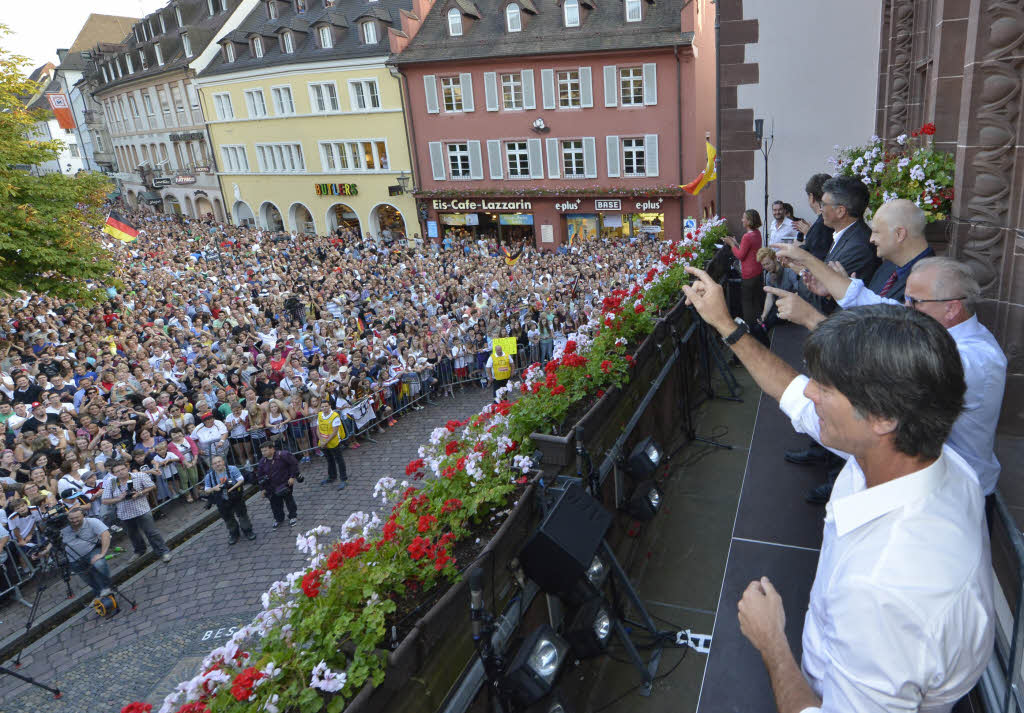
[152,177,172,187]
[194,166,211,173]
[315,183,358,197]
[554,199,582,212]
[169,131,205,142]
[635,198,664,211]
[427,220,439,238]
[431,198,532,212]
[175,174,197,185]
[595,199,622,211]
[441,213,479,226]
[499,214,534,226]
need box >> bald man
[858,199,935,302]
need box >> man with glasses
[816,176,880,288]
[773,244,1007,507]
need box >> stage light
[627,436,662,479]
[524,689,575,713]
[585,554,608,589]
[627,479,663,521]
[564,597,613,659]
[503,625,570,706]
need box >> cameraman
[61,508,111,598]
[102,462,171,563]
[204,455,255,545]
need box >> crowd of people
[0,205,667,599]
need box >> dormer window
[253,36,264,57]
[225,42,236,62]
[318,26,333,48]
[625,0,641,21]
[505,4,521,32]
[208,0,216,15]
[447,8,462,36]
[125,54,134,73]
[155,43,164,65]
[159,14,167,33]
[282,31,294,53]
[564,0,579,26]
[102,65,110,82]
[362,21,377,44]
[183,33,193,57]
[149,19,157,37]
[135,26,143,42]
[139,50,148,69]
[295,0,307,13]
[268,1,279,19]
[175,6,183,26]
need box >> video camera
[40,502,71,542]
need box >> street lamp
[753,118,774,226]
[396,170,412,194]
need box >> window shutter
[606,135,620,178]
[644,134,658,176]
[484,72,499,112]
[545,137,560,178]
[428,141,445,180]
[424,75,439,114]
[460,73,474,112]
[540,69,555,110]
[643,63,657,105]
[487,139,503,179]
[583,137,597,178]
[528,138,544,179]
[579,66,593,108]
[522,69,536,110]
[468,140,483,179]
[603,65,617,107]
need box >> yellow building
[192,0,417,238]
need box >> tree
[0,24,115,302]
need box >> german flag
[502,245,523,266]
[102,212,139,243]
[682,140,717,196]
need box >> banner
[491,337,517,355]
[566,214,598,245]
[102,212,139,243]
[46,93,76,130]
[499,213,533,226]
[682,140,717,196]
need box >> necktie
[879,271,898,297]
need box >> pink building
[391,0,716,248]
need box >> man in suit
[794,173,833,261]
[860,198,934,302]
[819,176,880,286]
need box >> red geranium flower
[596,390,606,398]
[520,383,529,393]
[456,455,467,472]
[442,466,457,479]
[634,304,645,314]
[230,667,266,702]
[445,420,462,432]
[550,385,566,395]
[445,440,461,455]
[405,458,424,476]
[301,569,325,598]
[177,704,209,713]
[600,360,612,374]
[564,340,577,354]
[441,498,463,514]
[122,704,152,713]
[407,536,430,561]
[417,514,438,533]
[545,372,558,388]
[920,122,936,135]
[531,382,543,394]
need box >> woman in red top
[724,209,764,327]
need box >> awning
[106,190,121,200]
[140,191,163,205]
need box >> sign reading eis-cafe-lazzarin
[315,183,358,196]
[431,198,532,211]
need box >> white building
[25,63,86,176]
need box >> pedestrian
[203,455,255,544]
[312,397,347,490]
[255,441,299,529]
[101,462,171,562]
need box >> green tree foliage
[0,24,114,301]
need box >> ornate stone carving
[884,0,915,141]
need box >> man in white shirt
[767,201,799,244]
[682,266,994,713]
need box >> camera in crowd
[41,502,71,542]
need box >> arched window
[563,0,580,26]
[447,8,463,36]
[505,3,521,32]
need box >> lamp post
[753,118,774,225]
[397,170,412,194]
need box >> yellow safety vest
[317,410,344,448]
[492,354,512,380]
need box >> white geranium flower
[310,660,347,693]
[896,134,907,145]
[909,165,926,182]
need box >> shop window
[501,72,523,110]
[622,137,646,176]
[506,141,529,178]
[441,77,463,112]
[619,67,643,105]
[561,139,585,178]
[557,70,581,108]
[447,143,471,178]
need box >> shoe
[228,536,239,545]
[314,448,324,457]
[350,441,361,449]
[272,521,281,529]
[288,518,297,527]
[805,483,833,505]
[337,481,347,490]
[110,525,124,534]
[161,553,172,562]
[320,477,336,485]
[99,588,112,596]
[784,447,831,466]
[301,456,312,463]
[245,531,256,541]
[387,418,397,427]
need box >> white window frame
[308,81,340,113]
[562,139,585,177]
[441,77,463,112]
[447,142,471,179]
[142,93,154,117]
[102,65,110,83]
[219,0,227,11]
[447,8,462,36]
[319,139,389,173]
[175,6,183,26]
[619,67,643,106]
[622,137,646,176]
[500,72,523,110]
[225,43,235,63]
[155,44,164,66]
[220,145,249,173]
[244,89,268,118]
[255,142,306,173]
[557,70,581,108]
[253,36,264,57]
[505,3,522,32]
[208,0,216,15]
[268,0,279,19]
[625,0,641,22]
[505,141,530,178]
[159,13,167,33]
[213,92,234,120]
[127,95,140,118]
[183,33,193,57]
[318,26,333,48]
[362,22,377,44]
[271,85,295,115]
[348,79,381,111]
[125,54,134,74]
[295,0,307,12]
[282,31,294,53]
[564,0,580,27]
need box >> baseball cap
[201,412,215,420]
[60,488,81,500]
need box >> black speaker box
[520,484,613,596]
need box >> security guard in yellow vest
[314,398,348,490]
[487,343,513,397]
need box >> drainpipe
[713,0,722,215]
[392,63,426,241]
[674,43,683,236]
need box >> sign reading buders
[315,183,359,196]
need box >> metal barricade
[0,541,37,609]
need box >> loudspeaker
[520,484,612,596]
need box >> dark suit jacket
[863,246,935,303]
[825,219,880,285]
[799,214,833,261]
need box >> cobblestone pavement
[0,389,491,713]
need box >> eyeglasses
[904,295,967,308]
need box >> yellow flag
[492,337,518,355]
[682,140,717,195]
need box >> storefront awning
[140,191,163,205]
[106,190,121,200]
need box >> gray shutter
[484,72,499,112]
[583,137,597,178]
[428,141,446,180]
[545,137,560,178]
[579,66,593,108]
[522,69,536,110]
[528,138,544,179]
[468,140,483,179]
[460,73,474,112]
[487,139,503,179]
[642,63,657,105]
[540,69,555,110]
[606,135,620,178]
[603,65,617,107]
[424,75,439,114]
[644,134,658,176]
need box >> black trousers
[268,488,297,523]
[216,496,253,537]
[492,378,508,397]
[740,275,765,328]
[323,446,347,482]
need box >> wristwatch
[723,318,749,346]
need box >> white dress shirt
[768,216,799,244]
[824,223,852,262]
[780,375,994,713]
[838,279,1007,493]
